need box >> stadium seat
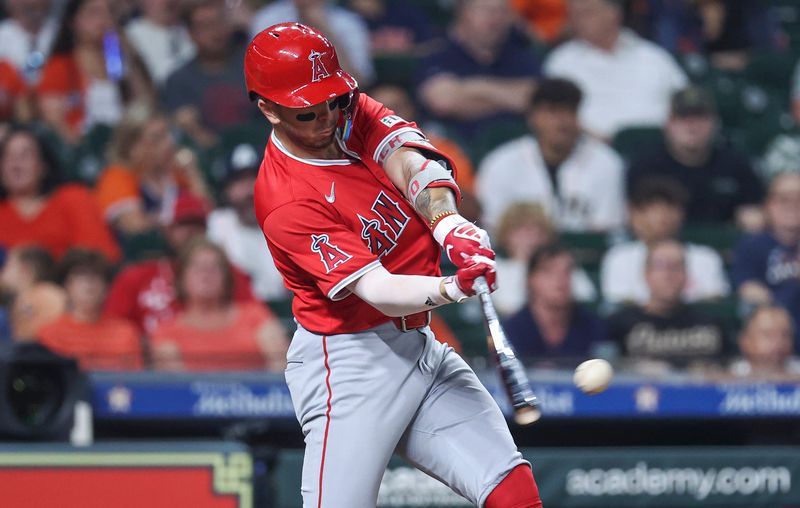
[560,232,610,273]
[680,223,741,263]
[743,50,796,95]
[268,298,296,334]
[611,126,662,163]
[693,296,742,344]
[710,74,749,129]
[707,70,793,157]
[471,119,529,164]
[118,230,168,263]
[373,54,418,88]
[31,124,75,181]
[435,299,487,358]
[725,109,794,158]
[679,52,710,82]
[406,0,453,29]
[68,124,113,184]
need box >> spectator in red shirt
[0,125,121,261]
[151,237,288,372]
[38,248,143,370]
[104,192,255,335]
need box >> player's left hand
[443,255,497,302]
[432,213,495,268]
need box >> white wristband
[442,276,468,303]
[432,213,468,245]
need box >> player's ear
[257,99,280,126]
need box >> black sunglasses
[295,94,352,122]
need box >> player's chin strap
[339,89,360,142]
[407,159,461,206]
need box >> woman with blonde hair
[151,238,288,372]
[492,201,596,316]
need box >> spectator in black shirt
[608,239,728,370]
[416,0,539,146]
[627,85,763,230]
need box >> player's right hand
[433,214,496,268]
[443,255,497,302]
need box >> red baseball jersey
[255,93,454,334]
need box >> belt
[391,311,432,332]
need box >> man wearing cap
[627,85,764,227]
[207,143,289,302]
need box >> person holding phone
[36,0,153,144]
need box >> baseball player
[246,23,542,508]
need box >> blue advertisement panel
[91,372,800,421]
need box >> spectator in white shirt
[207,143,289,302]
[477,77,626,233]
[125,0,196,85]
[0,0,57,82]
[543,0,687,140]
[249,0,374,86]
[601,177,729,306]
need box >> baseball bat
[474,276,542,425]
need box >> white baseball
[573,359,613,395]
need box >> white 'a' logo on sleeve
[309,51,331,82]
[311,234,352,273]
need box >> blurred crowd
[0,0,799,382]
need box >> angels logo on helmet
[309,50,331,83]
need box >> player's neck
[274,129,343,160]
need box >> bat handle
[474,276,490,295]
[473,276,498,322]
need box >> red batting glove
[432,213,495,268]
[442,255,497,302]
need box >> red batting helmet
[245,23,358,108]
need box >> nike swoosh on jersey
[325,182,335,203]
